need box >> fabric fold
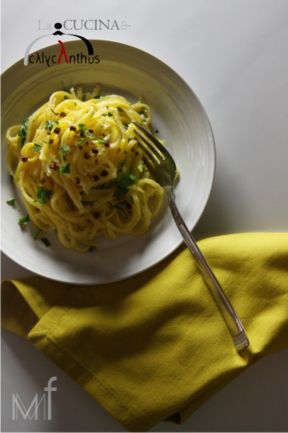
[2,233,288,431]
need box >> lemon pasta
[6,88,165,252]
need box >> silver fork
[133,122,249,352]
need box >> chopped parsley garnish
[32,143,42,152]
[78,123,86,137]
[60,144,70,153]
[59,163,70,174]
[6,198,16,207]
[41,237,50,247]
[18,119,28,145]
[37,187,52,204]
[96,137,105,144]
[76,137,86,146]
[18,214,30,225]
[44,120,58,131]
[115,172,138,198]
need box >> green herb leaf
[37,187,52,204]
[6,197,16,207]
[60,144,70,153]
[44,120,58,131]
[18,214,30,225]
[59,163,70,174]
[76,137,86,146]
[78,123,86,137]
[18,119,28,145]
[32,143,42,153]
[96,137,105,144]
[115,172,138,198]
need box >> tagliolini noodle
[6,87,165,252]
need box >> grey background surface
[1,0,288,431]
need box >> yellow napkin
[2,233,288,431]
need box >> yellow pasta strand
[6,88,165,252]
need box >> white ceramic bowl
[1,40,215,284]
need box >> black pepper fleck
[49,161,59,170]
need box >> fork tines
[132,122,165,166]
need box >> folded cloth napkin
[2,233,288,431]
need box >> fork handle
[169,196,249,352]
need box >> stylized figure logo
[24,22,94,66]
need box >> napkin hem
[29,331,158,431]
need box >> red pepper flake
[49,139,54,144]
[20,156,28,162]
[104,143,110,148]
[93,175,99,181]
[59,112,66,118]
[49,161,59,170]
[75,177,81,185]
[54,127,61,134]
[93,211,100,218]
[92,148,99,154]
[84,152,91,159]
[69,126,76,131]
[101,169,108,177]
[88,129,94,133]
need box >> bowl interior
[1,40,215,284]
